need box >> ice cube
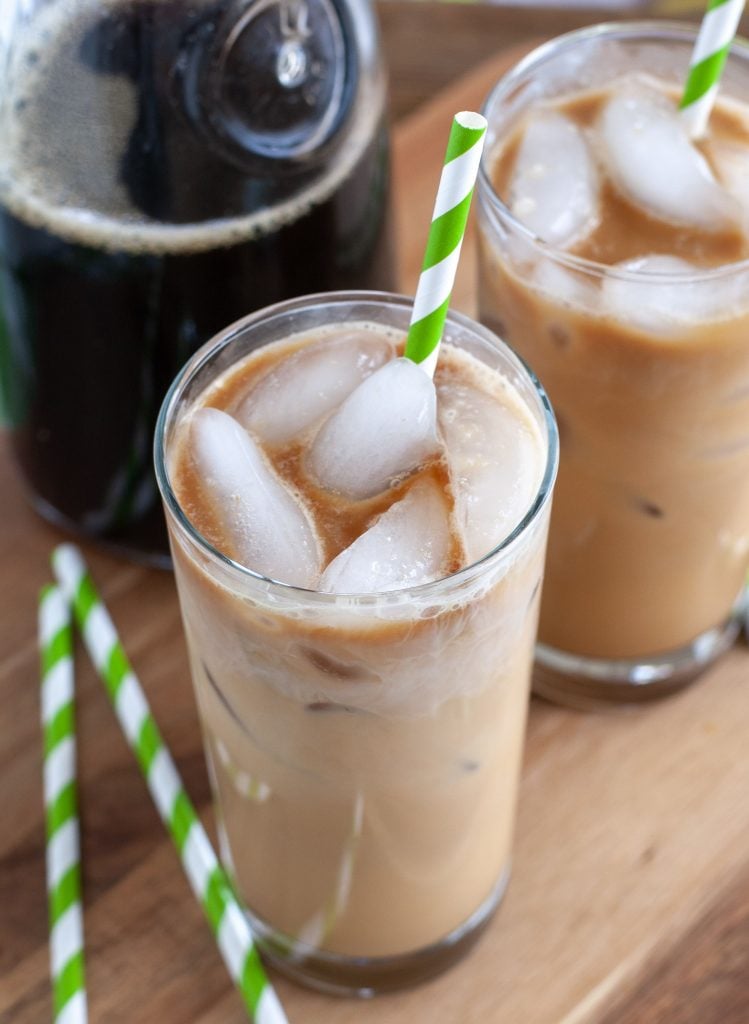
[191,407,322,587]
[236,331,395,445]
[710,137,749,224]
[598,81,738,230]
[319,477,451,594]
[508,110,599,247]
[438,377,544,564]
[307,357,441,500]
[532,253,599,312]
[603,255,746,330]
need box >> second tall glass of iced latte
[155,292,557,994]
[478,22,749,705]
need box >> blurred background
[377,0,712,119]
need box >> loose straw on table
[404,110,487,378]
[680,0,746,137]
[51,544,288,1024]
[39,584,88,1024]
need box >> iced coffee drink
[155,292,556,994]
[477,23,749,704]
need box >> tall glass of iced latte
[477,23,749,705]
[155,291,557,994]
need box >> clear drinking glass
[155,291,557,994]
[477,22,749,706]
[0,0,393,565]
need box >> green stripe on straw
[404,111,487,378]
[52,544,288,1024]
[104,642,131,698]
[680,0,746,136]
[171,792,196,852]
[680,47,731,107]
[402,298,451,366]
[205,870,237,932]
[444,121,489,163]
[136,715,162,772]
[49,865,82,924]
[46,782,77,836]
[53,953,86,1017]
[44,705,76,755]
[421,193,474,271]
[39,583,88,1024]
[42,628,73,676]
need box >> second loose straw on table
[404,110,487,378]
[680,0,745,137]
[51,544,288,1024]
[39,584,88,1024]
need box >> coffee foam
[178,553,544,717]
[0,0,385,255]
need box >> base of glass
[533,614,742,709]
[245,868,510,997]
[28,492,172,570]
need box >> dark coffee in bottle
[0,0,393,563]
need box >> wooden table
[3,9,749,1023]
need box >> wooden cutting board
[2,46,749,1024]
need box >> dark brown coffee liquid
[0,0,393,563]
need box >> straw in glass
[404,110,487,378]
[296,792,364,949]
[680,0,746,137]
[39,584,88,1024]
[51,544,288,1024]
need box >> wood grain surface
[3,16,749,1024]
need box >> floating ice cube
[598,81,738,230]
[710,138,749,226]
[319,477,451,594]
[532,253,599,312]
[236,331,395,445]
[603,255,746,330]
[438,377,543,564]
[508,111,599,248]
[191,407,322,587]
[307,357,440,500]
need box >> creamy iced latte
[477,23,749,703]
[155,292,556,993]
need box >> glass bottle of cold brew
[0,0,393,564]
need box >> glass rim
[154,289,559,605]
[477,19,749,284]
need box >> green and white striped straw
[51,544,288,1024]
[404,110,487,378]
[680,0,746,137]
[39,584,88,1024]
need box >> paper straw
[51,544,288,1024]
[39,584,88,1024]
[680,0,746,137]
[404,110,487,378]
